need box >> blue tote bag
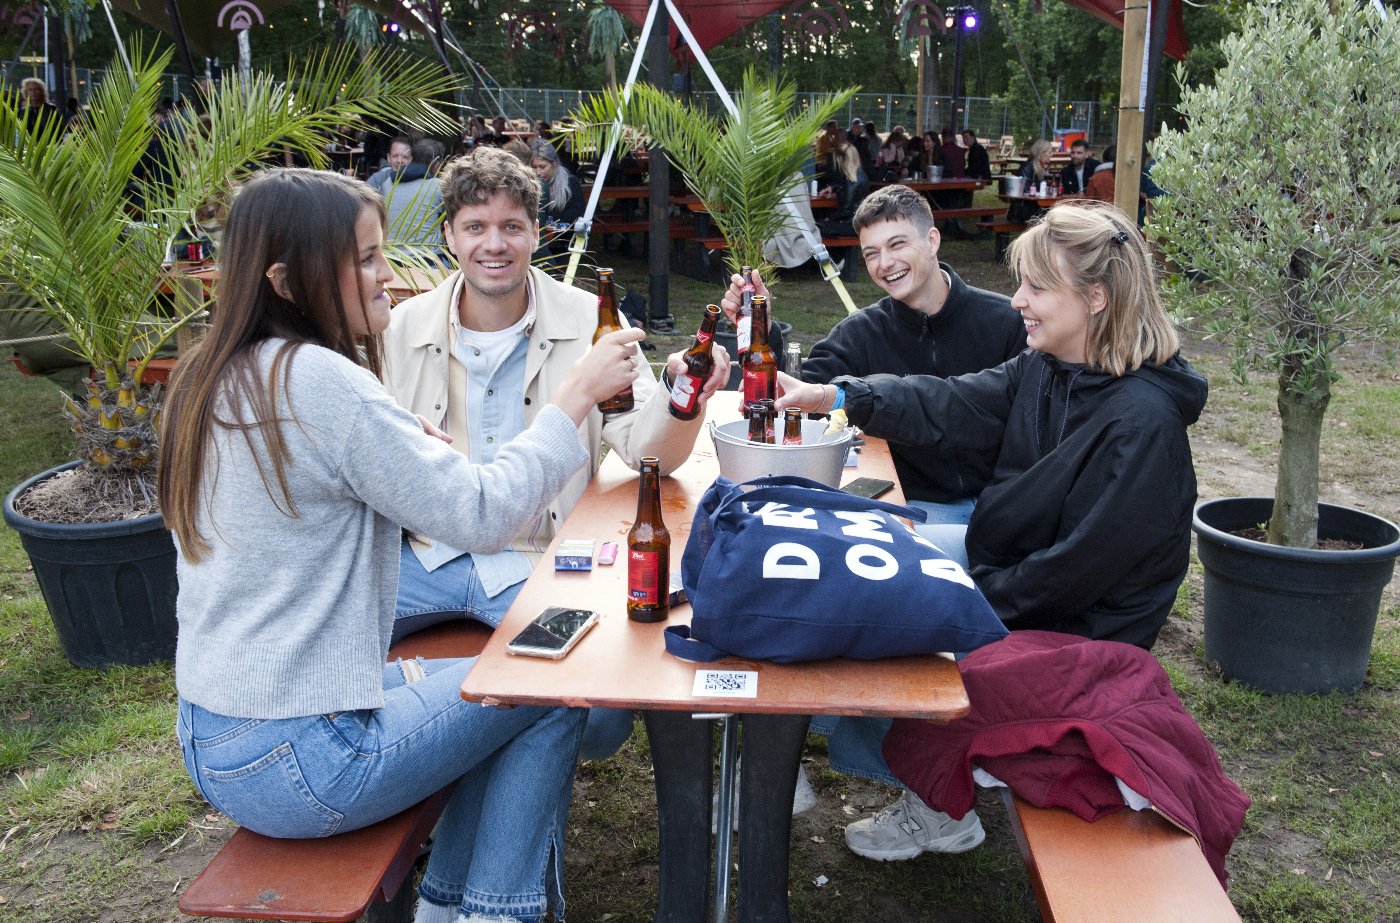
[667,475,1008,663]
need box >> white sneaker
[843,790,985,861]
[711,761,818,833]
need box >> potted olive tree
[0,45,459,667]
[1149,0,1400,694]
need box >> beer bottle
[741,294,777,411]
[593,267,635,414]
[736,265,756,355]
[627,456,670,623]
[747,402,767,442]
[760,399,777,444]
[783,408,803,445]
[668,304,720,421]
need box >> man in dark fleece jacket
[724,185,1026,525]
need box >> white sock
[413,896,456,923]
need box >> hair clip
[1111,230,1130,245]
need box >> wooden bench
[978,219,1027,261]
[178,620,493,923]
[1002,790,1241,923]
[931,205,1006,222]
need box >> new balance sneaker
[843,790,985,861]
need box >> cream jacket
[382,266,701,554]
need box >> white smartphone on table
[505,607,601,660]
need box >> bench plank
[179,621,493,922]
[1003,791,1240,923]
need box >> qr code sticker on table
[693,669,758,698]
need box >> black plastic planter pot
[1192,497,1400,695]
[3,462,178,668]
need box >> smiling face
[339,207,395,336]
[1011,251,1104,364]
[387,140,412,170]
[858,217,945,315]
[443,191,538,305]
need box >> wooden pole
[1114,0,1149,221]
[647,0,670,326]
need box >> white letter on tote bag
[751,502,819,530]
[833,511,894,544]
[921,558,976,589]
[763,542,821,579]
[846,544,899,580]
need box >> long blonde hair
[1026,139,1052,179]
[1007,201,1178,376]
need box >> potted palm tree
[566,68,855,277]
[0,44,460,667]
[566,68,855,375]
[1149,0,1400,694]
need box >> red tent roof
[606,0,1187,61]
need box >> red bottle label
[628,550,661,604]
[743,368,774,405]
[668,373,701,414]
[695,329,712,345]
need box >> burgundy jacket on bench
[882,630,1251,884]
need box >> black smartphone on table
[506,607,601,659]
[842,477,896,500]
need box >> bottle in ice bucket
[742,294,776,411]
[760,399,777,444]
[668,304,720,421]
[593,268,634,414]
[747,402,767,443]
[783,408,803,445]
[736,265,756,355]
[627,456,670,623]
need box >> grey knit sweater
[174,341,587,719]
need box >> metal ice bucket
[1003,175,1025,197]
[708,419,854,487]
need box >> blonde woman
[776,201,1208,862]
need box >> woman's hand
[553,328,648,424]
[773,371,835,415]
[415,414,453,444]
[664,344,731,415]
[718,268,771,327]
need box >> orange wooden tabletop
[461,401,970,720]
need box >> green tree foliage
[1150,0,1400,548]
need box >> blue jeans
[814,524,969,787]
[177,658,586,922]
[395,537,635,762]
[906,497,976,528]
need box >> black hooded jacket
[802,265,1027,503]
[835,350,1208,649]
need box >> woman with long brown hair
[160,168,642,923]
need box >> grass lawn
[0,233,1397,922]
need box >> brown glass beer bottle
[593,267,635,414]
[736,265,756,356]
[668,304,721,421]
[783,408,803,445]
[747,402,767,442]
[627,457,670,623]
[741,294,776,411]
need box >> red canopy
[605,0,790,57]
[606,0,1187,61]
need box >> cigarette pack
[554,539,596,571]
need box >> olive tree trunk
[1267,353,1329,548]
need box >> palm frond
[0,40,466,484]
[565,69,856,276]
